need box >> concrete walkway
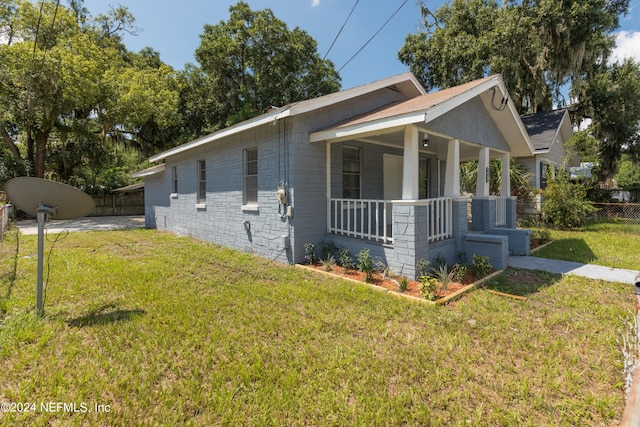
[508,255,639,285]
[14,215,145,235]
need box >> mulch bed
[302,263,485,301]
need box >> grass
[533,220,640,269]
[0,228,635,425]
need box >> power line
[337,0,408,73]
[283,0,410,110]
[322,0,359,60]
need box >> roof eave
[132,163,166,178]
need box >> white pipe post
[36,210,45,316]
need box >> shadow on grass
[1,229,20,300]
[480,268,562,298]
[536,238,597,264]
[66,303,145,328]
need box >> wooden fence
[90,192,144,216]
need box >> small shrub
[375,259,391,279]
[456,251,466,264]
[338,247,354,270]
[531,228,551,242]
[303,243,317,264]
[451,263,468,283]
[320,240,339,260]
[417,259,431,277]
[321,256,336,272]
[419,276,438,301]
[471,254,492,278]
[541,169,597,228]
[431,253,447,273]
[398,276,409,293]
[434,265,455,292]
[357,248,374,283]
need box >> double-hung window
[171,166,178,195]
[244,148,258,206]
[342,146,361,199]
[197,160,206,204]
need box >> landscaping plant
[338,247,355,270]
[418,275,438,300]
[303,242,317,264]
[398,276,409,293]
[321,256,336,272]
[434,265,455,292]
[541,169,597,228]
[356,248,374,283]
[471,254,492,278]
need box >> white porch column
[476,147,490,197]
[501,152,510,196]
[444,139,460,197]
[402,125,419,200]
[326,142,331,232]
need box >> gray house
[134,73,534,278]
[518,109,576,211]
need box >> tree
[572,59,640,179]
[399,0,628,113]
[615,156,640,201]
[0,0,179,179]
[399,0,636,181]
[192,1,341,132]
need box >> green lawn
[0,229,635,425]
[533,220,640,269]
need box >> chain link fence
[592,203,640,223]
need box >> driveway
[14,215,145,235]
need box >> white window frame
[342,145,361,199]
[242,147,258,210]
[197,159,206,207]
[171,166,178,198]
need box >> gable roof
[310,75,535,158]
[148,72,426,163]
[521,109,572,153]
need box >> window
[197,160,206,204]
[419,158,430,199]
[244,148,258,205]
[540,162,553,190]
[342,146,361,199]
[171,166,178,194]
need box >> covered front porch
[310,76,534,278]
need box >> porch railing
[426,197,453,242]
[495,196,507,227]
[328,197,455,245]
[328,198,392,244]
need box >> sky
[82,0,640,91]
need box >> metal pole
[36,210,45,316]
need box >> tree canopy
[399,0,640,180]
[0,0,179,182]
[189,1,341,133]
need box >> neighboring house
[518,109,576,211]
[134,73,534,278]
